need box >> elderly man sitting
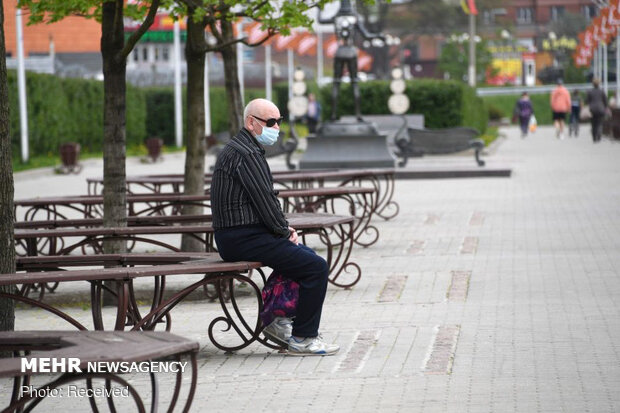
[210,98,339,356]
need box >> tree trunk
[0,1,16,334]
[180,10,207,252]
[100,1,127,305]
[101,0,127,254]
[220,20,244,136]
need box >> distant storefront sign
[124,30,187,43]
[541,37,577,51]
[487,58,522,86]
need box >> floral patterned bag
[260,272,298,326]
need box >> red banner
[297,34,318,56]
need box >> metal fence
[476,83,619,96]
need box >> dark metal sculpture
[319,0,385,121]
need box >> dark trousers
[591,113,604,142]
[519,115,530,135]
[214,225,329,338]
[307,117,318,134]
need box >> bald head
[244,98,281,136]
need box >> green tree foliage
[438,36,495,84]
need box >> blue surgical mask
[256,126,279,146]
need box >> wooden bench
[0,330,198,413]
[14,252,213,301]
[341,114,425,145]
[14,213,361,288]
[16,187,379,248]
[395,127,485,167]
[86,168,399,222]
[0,259,273,352]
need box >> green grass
[479,126,499,147]
[279,121,309,139]
[483,94,553,126]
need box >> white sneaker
[263,317,293,347]
[287,335,340,356]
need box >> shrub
[275,79,487,133]
[8,70,146,158]
[487,104,504,121]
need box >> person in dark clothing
[569,90,581,137]
[514,92,534,138]
[211,98,339,356]
[586,78,608,143]
[305,93,321,134]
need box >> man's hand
[288,226,299,245]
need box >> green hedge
[7,70,146,157]
[144,87,266,144]
[9,70,489,159]
[276,79,488,133]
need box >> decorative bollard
[57,142,82,174]
[145,137,164,162]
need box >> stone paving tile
[3,127,620,412]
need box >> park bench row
[85,167,400,222]
[14,213,360,288]
[2,169,398,411]
[15,186,381,248]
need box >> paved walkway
[2,126,620,412]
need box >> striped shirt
[211,127,290,237]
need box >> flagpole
[204,53,211,136]
[237,20,245,107]
[317,31,323,87]
[16,8,29,162]
[603,42,608,96]
[468,11,476,87]
[265,44,272,101]
[616,32,620,100]
[288,49,294,101]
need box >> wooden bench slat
[1,260,260,286]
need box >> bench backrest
[341,114,425,142]
[406,127,480,154]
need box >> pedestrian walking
[569,90,581,137]
[514,92,534,138]
[305,93,321,134]
[585,78,608,143]
[550,79,571,139]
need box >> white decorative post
[388,67,410,115]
